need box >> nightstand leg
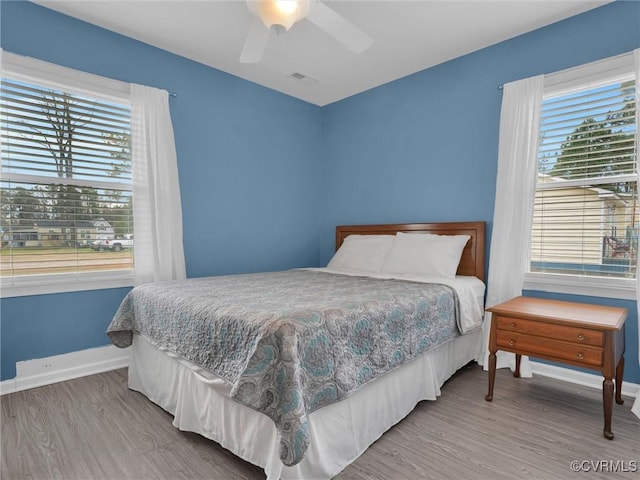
[602,378,614,440]
[514,354,521,378]
[485,352,496,401]
[615,355,624,405]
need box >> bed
[107,221,486,479]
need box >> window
[1,52,134,296]
[525,53,637,299]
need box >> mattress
[128,326,484,480]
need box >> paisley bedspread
[107,269,465,466]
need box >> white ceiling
[32,0,612,106]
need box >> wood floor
[2,364,638,480]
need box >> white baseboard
[0,344,130,395]
[530,361,640,399]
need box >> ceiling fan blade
[240,18,270,63]
[306,1,373,54]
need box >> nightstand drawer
[495,315,604,347]
[496,330,603,367]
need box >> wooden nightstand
[485,296,627,440]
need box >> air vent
[288,72,318,85]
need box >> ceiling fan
[240,0,373,63]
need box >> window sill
[523,272,636,300]
[0,271,134,298]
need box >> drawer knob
[508,339,515,346]
[577,334,585,341]
[509,322,516,328]
[577,352,585,360]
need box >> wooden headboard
[335,221,486,282]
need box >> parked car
[91,234,133,251]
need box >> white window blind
[1,59,134,293]
[531,69,637,281]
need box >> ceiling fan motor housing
[247,0,311,31]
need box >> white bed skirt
[128,329,483,480]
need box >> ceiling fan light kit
[247,0,310,31]
[241,0,373,64]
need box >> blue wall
[0,0,322,380]
[319,1,640,263]
[1,1,639,385]
[1,288,131,379]
[320,1,640,383]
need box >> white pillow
[327,235,394,272]
[381,232,470,279]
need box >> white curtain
[481,75,545,376]
[130,84,186,285]
[632,48,640,419]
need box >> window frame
[0,50,134,298]
[523,51,638,300]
